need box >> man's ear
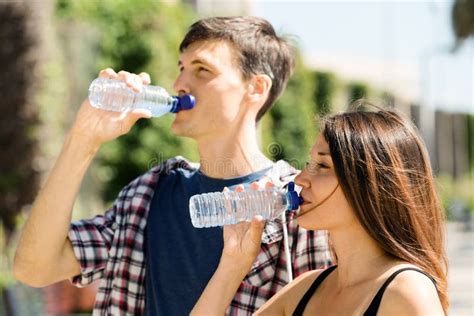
[247,74,272,105]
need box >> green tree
[56,0,197,203]
[347,81,369,108]
[263,54,317,169]
[0,2,40,246]
[313,71,336,115]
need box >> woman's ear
[247,74,272,105]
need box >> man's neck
[196,125,273,179]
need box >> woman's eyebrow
[317,151,330,156]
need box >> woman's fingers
[249,215,265,246]
[249,176,273,191]
[265,181,274,189]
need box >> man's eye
[197,67,209,73]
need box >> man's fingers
[235,184,245,192]
[138,72,151,85]
[99,68,118,79]
[130,108,152,119]
[117,70,143,92]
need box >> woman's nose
[294,170,309,188]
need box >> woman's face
[294,135,356,231]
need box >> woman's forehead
[311,135,330,156]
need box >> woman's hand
[69,69,152,148]
[191,179,273,315]
[219,179,273,271]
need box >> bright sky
[252,0,473,114]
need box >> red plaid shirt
[68,157,332,315]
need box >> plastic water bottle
[189,182,302,228]
[88,78,195,117]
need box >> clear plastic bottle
[88,78,195,117]
[189,182,302,228]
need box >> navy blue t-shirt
[145,166,270,315]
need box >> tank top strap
[292,265,337,316]
[363,267,437,316]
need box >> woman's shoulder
[377,264,443,315]
[284,265,337,294]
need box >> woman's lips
[299,194,311,205]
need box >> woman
[192,107,448,315]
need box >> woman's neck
[329,225,396,290]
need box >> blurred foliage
[380,91,396,108]
[467,114,474,172]
[437,172,474,219]
[451,0,474,51]
[0,2,39,245]
[55,0,198,203]
[313,71,337,116]
[347,81,369,107]
[263,54,317,169]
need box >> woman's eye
[305,161,327,172]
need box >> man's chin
[171,120,196,138]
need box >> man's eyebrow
[191,58,213,67]
[177,58,214,67]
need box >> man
[14,17,331,315]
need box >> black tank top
[292,265,437,316]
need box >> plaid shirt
[69,157,332,315]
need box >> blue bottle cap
[179,94,196,110]
[286,181,302,211]
[171,94,196,113]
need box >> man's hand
[70,69,152,148]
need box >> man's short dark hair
[179,16,295,122]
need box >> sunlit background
[0,0,472,315]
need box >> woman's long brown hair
[321,105,448,313]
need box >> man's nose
[173,72,191,96]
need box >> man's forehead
[179,40,238,67]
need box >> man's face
[171,40,250,140]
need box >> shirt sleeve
[68,203,118,287]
